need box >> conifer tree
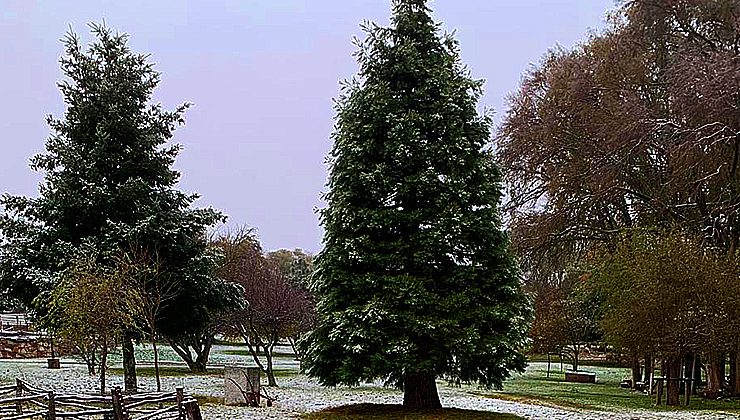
[0,24,240,382]
[303,0,530,409]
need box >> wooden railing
[0,379,202,419]
[0,313,32,332]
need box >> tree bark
[153,339,161,392]
[631,354,641,389]
[733,347,740,397]
[265,346,277,387]
[666,356,681,406]
[706,351,724,398]
[122,333,137,393]
[643,353,652,385]
[100,346,108,396]
[403,371,441,409]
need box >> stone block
[224,366,260,406]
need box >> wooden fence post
[184,400,203,420]
[176,386,184,420]
[15,378,23,414]
[111,386,127,420]
[47,391,56,420]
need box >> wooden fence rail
[0,379,202,420]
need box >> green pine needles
[303,0,531,409]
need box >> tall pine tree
[303,0,530,409]
[0,24,240,381]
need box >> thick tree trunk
[631,354,641,389]
[706,351,724,398]
[693,355,702,394]
[666,356,681,406]
[733,348,740,397]
[403,371,441,409]
[122,334,137,393]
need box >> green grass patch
[301,403,524,420]
[487,362,740,413]
[220,349,297,358]
[108,366,223,378]
[526,355,624,369]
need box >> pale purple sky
[0,1,614,253]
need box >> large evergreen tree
[303,0,530,409]
[0,24,240,380]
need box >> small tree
[44,246,141,395]
[217,230,313,386]
[123,249,179,392]
[266,249,316,358]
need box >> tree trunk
[122,333,137,393]
[733,346,740,397]
[693,354,702,394]
[572,346,579,372]
[547,353,551,378]
[643,353,652,385]
[168,338,211,373]
[100,347,108,396]
[403,371,441,409]
[265,346,277,387]
[192,338,213,373]
[631,354,641,389]
[706,351,724,398]
[666,356,681,406]
[153,338,161,392]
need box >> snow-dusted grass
[1,345,739,420]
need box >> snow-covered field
[0,355,737,420]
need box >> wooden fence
[0,379,202,420]
[0,313,32,332]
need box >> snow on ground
[1,357,738,420]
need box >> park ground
[1,344,739,419]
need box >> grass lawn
[108,366,222,377]
[109,365,298,378]
[486,361,740,413]
[301,404,524,420]
[220,348,297,358]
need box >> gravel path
[1,358,738,420]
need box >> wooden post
[47,391,56,420]
[655,378,664,406]
[15,379,23,414]
[176,386,185,420]
[111,386,126,420]
[184,400,203,420]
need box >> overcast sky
[0,0,614,253]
